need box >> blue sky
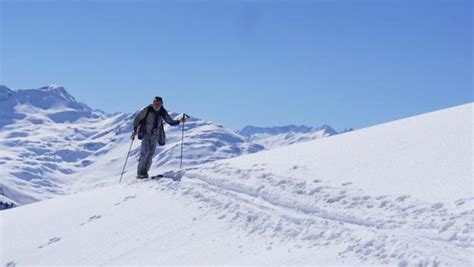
[1,0,472,131]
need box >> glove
[131,131,137,140]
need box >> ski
[135,175,162,180]
[135,170,184,182]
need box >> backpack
[137,106,153,140]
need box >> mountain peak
[37,84,77,102]
[14,85,86,111]
[0,84,12,92]
[0,85,98,125]
[39,84,63,90]
[317,125,338,135]
[0,85,14,100]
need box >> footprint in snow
[342,182,352,186]
[395,195,410,202]
[80,215,102,226]
[114,195,136,206]
[38,237,61,248]
[124,195,136,201]
[455,199,466,206]
[88,215,102,221]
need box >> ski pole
[119,136,135,183]
[179,114,188,169]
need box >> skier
[131,96,186,179]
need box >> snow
[229,103,473,203]
[1,101,472,265]
[1,183,343,265]
[0,85,264,206]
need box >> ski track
[141,165,473,265]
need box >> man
[132,96,186,178]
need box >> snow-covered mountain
[0,85,263,208]
[0,84,98,126]
[239,124,341,149]
[2,103,472,265]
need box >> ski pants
[137,133,159,174]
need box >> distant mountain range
[238,125,353,149]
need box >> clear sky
[1,0,472,131]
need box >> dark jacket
[133,105,179,144]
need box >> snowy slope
[2,103,472,265]
[239,124,340,149]
[67,115,264,192]
[0,85,263,208]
